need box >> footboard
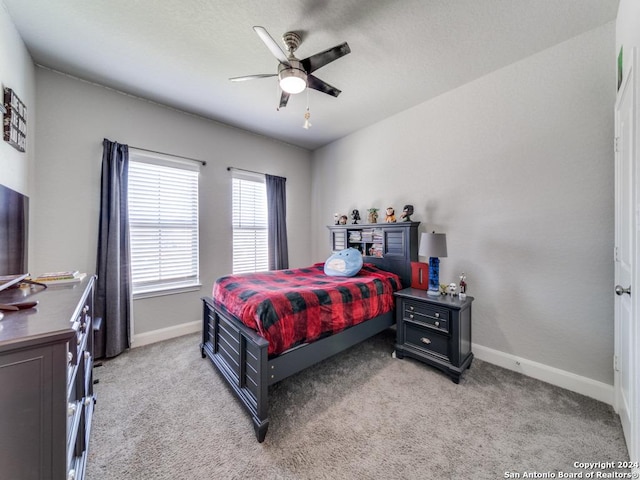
[201,295,395,443]
[200,296,270,442]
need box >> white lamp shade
[279,67,307,94]
[418,232,448,259]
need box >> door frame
[614,46,640,470]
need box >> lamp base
[427,257,441,297]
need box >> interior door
[614,47,638,467]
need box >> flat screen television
[0,184,29,276]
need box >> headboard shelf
[327,221,420,288]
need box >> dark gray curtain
[265,174,289,270]
[95,138,131,358]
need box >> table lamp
[418,232,448,296]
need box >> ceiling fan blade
[253,26,290,66]
[279,91,290,109]
[301,42,350,74]
[230,74,277,82]
[307,75,341,97]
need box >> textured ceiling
[2,0,619,150]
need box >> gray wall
[33,68,312,336]
[0,3,35,195]
[311,23,615,385]
[3,5,617,387]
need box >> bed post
[254,340,269,442]
[201,297,271,442]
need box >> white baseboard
[473,344,614,406]
[129,323,614,406]
[132,320,200,348]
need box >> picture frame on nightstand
[410,261,429,290]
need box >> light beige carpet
[86,330,628,480]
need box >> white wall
[0,3,35,196]
[312,23,615,386]
[34,68,312,336]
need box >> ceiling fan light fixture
[278,62,307,94]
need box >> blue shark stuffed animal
[324,248,363,277]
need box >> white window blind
[128,151,200,295]
[232,173,268,274]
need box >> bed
[201,224,418,442]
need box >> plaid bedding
[212,263,402,356]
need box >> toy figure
[459,272,467,299]
[351,209,361,224]
[338,214,348,225]
[334,213,340,225]
[367,208,379,223]
[400,204,414,222]
[385,207,396,223]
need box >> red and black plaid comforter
[212,263,401,356]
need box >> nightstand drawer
[404,323,449,359]
[403,300,449,332]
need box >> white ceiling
[2,0,619,150]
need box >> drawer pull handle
[435,321,440,327]
[67,403,76,417]
[84,351,91,360]
[68,469,76,480]
[409,314,414,319]
[420,337,431,345]
[67,352,73,363]
[83,305,89,314]
[434,312,440,318]
[84,397,92,406]
[409,305,414,311]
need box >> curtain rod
[227,166,264,176]
[130,146,207,166]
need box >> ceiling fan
[230,26,351,109]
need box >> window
[232,172,268,274]
[128,150,200,296]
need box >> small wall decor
[3,87,27,152]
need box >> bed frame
[200,221,418,442]
[200,298,393,442]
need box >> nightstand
[394,288,474,383]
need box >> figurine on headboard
[400,204,414,222]
[367,208,379,223]
[338,214,348,225]
[385,207,396,223]
[351,209,361,224]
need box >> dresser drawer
[402,300,449,332]
[403,323,449,359]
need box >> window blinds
[128,156,199,294]
[232,174,268,274]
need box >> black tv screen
[0,184,29,275]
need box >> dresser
[394,288,474,383]
[0,275,97,480]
